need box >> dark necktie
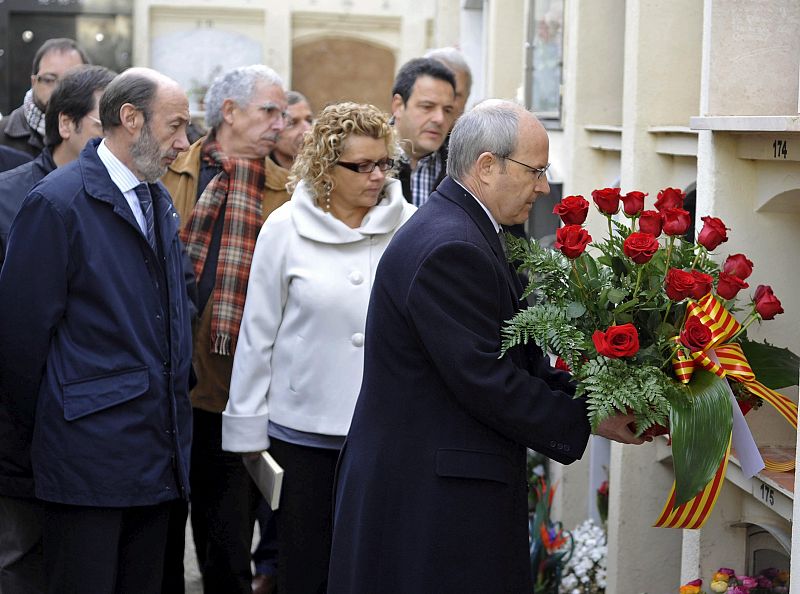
[497,228,508,259]
[499,228,523,300]
[133,183,157,252]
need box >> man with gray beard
[161,64,287,594]
[0,67,194,593]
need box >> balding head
[100,67,190,182]
[448,100,550,226]
[99,67,183,130]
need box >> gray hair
[424,47,472,92]
[446,101,521,181]
[204,65,284,130]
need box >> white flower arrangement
[559,519,607,594]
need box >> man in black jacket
[0,64,114,594]
[0,38,88,159]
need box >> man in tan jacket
[161,64,288,594]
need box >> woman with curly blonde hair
[221,102,415,593]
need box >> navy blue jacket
[0,147,56,497]
[0,148,56,264]
[328,177,591,593]
[0,145,32,174]
[0,139,193,506]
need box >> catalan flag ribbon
[656,294,797,529]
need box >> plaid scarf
[180,139,265,356]
[23,89,46,136]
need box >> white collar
[96,139,142,194]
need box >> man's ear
[390,94,404,119]
[474,151,498,181]
[118,103,141,135]
[57,112,74,141]
[221,98,237,126]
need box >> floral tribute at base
[680,566,789,593]
[502,186,799,528]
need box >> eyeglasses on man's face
[497,154,550,180]
[336,158,395,174]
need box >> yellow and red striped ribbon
[657,294,798,528]
[654,437,731,529]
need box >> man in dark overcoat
[0,67,194,593]
[328,100,643,593]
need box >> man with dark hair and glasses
[161,64,289,594]
[0,64,114,594]
[0,38,89,162]
[391,57,456,207]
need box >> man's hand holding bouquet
[502,186,799,528]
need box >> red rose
[622,232,659,264]
[554,356,571,372]
[697,216,729,250]
[723,253,753,280]
[553,195,589,225]
[689,270,713,299]
[661,208,692,236]
[592,324,640,358]
[621,191,647,217]
[554,225,592,259]
[591,187,621,215]
[716,271,748,300]
[597,480,609,496]
[664,268,696,301]
[680,316,712,352]
[654,187,685,211]
[638,210,662,237]
[754,285,784,320]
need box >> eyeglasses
[336,158,395,174]
[86,115,102,126]
[498,154,550,180]
[35,73,59,85]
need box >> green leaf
[610,257,628,278]
[607,288,627,304]
[614,298,640,315]
[670,370,732,506]
[739,338,800,390]
[566,302,587,319]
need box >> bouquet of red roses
[502,186,798,528]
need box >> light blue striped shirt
[96,139,148,235]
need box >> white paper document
[244,451,284,510]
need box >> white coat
[221,178,416,451]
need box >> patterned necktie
[133,183,157,252]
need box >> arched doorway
[292,37,395,114]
